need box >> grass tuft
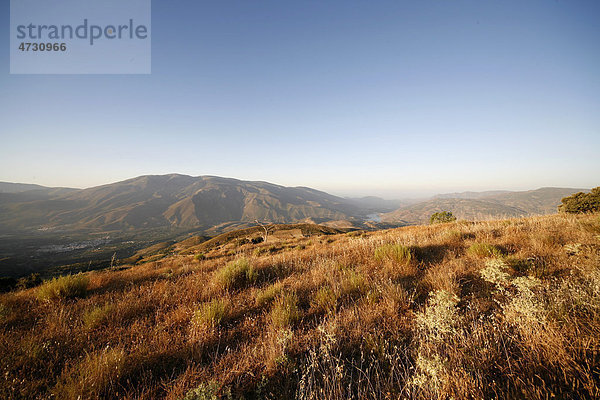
[340,270,366,299]
[36,274,89,301]
[466,242,504,258]
[256,282,284,307]
[270,292,300,329]
[52,347,126,399]
[374,244,412,264]
[213,257,257,290]
[191,298,231,330]
[83,303,115,330]
[311,286,338,314]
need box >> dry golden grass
[1,213,600,399]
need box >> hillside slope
[482,187,587,214]
[382,187,584,224]
[381,198,528,224]
[2,213,599,399]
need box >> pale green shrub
[183,381,219,400]
[410,353,448,393]
[416,290,460,338]
[503,276,545,327]
[480,258,510,288]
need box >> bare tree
[254,220,274,243]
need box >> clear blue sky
[1,0,599,197]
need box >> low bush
[183,381,220,400]
[236,238,250,246]
[430,211,457,224]
[16,273,42,290]
[558,187,600,213]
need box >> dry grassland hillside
[1,213,600,399]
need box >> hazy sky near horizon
[1,0,599,198]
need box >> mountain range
[0,174,586,234]
[0,174,359,233]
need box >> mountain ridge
[0,175,588,233]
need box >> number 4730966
[19,43,67,51]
